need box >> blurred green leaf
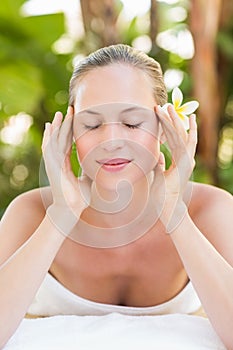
[0,62,43,114]
[0,0,26,19]
[22,13,65,50]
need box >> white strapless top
[27,273,201,317]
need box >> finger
[67,105,74,117]
[153,151,165,176]
[156,106,183,150]
[63,147,73,173]
[58,113,74,154]
[55,107,74,159]
[80,168,86,177]
[174,114,197,178]
[41,122,51,152]
[156,107,192,176]
[157,105,186,144]
[78,171,93,207]
[58,107,75,177]
[154,105,173,124]
[79,170,93,197]
[158,152,166,172]
[49,112,64,151]
[167,105,187,142]
[51,111,63,132]
[80,170,93,185]
[186,114,198,160]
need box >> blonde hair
[69,44,167,106]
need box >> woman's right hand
[41,107,92,235]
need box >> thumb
[153,152,165,184]
[79,170,93,206]
[80,171,92,186]
[158,152,166,172]
[80,169,92,183]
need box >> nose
[100,122,125,152]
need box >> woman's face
[73,64,161,189]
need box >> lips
[96,158,132,172]
[97,158,131,165]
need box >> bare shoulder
[190,181,232,212]
[0,187,53,265]
[189,181,233,264]
[5,186,53,217]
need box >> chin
[95,166,153,192]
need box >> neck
[84,172,154,228]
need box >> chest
[50,225,188,306]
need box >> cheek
[129,133,160,176]
[134,132,160,158]
[75,135,95,163]
[143,135,160,154]
[75,136,101,180]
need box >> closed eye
[123,123,143,129]
[83,122,143,130]
[83,124,101,130]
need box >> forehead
[76,102,154,118]
[73,64,155,112]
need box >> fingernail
[67,106,73,115]
[55,111,62,117]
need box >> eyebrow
[78,110,101,116]
[78,106,148,116]
[120,106,147,114]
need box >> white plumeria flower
[162,87,199,130]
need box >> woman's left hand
[151,104,198,233]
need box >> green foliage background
[0,0,72,217]
[0,0,232,218]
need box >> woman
[0,44,232,349]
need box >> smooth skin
[0,64,233,349]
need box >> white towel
[4,313,226,350]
